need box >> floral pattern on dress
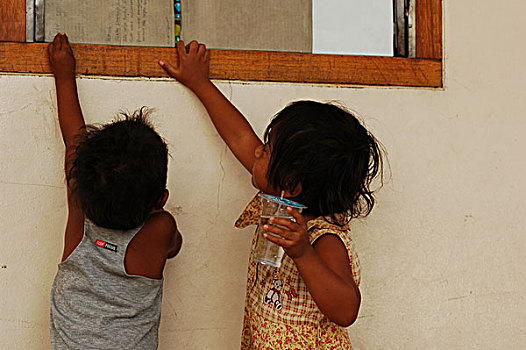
[241,307,353,350]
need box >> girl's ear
[155,189,169,209]
[283,183,302,198]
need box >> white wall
[1,1,526,348]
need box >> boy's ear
[156,189,169,209]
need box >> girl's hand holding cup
[263,206,312,260]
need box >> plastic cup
[254,194,307,268]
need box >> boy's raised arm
[48,33,86,260]
[159,41,262,173]
[48,33,86,174]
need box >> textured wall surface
[1,1,526,348]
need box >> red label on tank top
[94,239,118,252]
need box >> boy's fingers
[50,34,59,54]
[62,34,72,52]
[58,34,64,50]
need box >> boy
[48,33,182,349]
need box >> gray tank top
[50,219,163,349]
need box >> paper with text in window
[181,0,312,53]
[44,0,175,47]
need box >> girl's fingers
[158,61,178,77]
[263,233,290,248]
[197,43,206,56]
[263,223,295,241]
[287,207,305,225]
[177,40,186,57]
[268,216,298,231]
[187,40,199,53]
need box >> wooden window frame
[0,0,442,87]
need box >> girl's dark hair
[69,108,168,230]
[264,100,384,223]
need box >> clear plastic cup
[254,194,307,268]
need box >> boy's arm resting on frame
[48,33,86,177]
[159,41,262,173]
[49,33,86,261]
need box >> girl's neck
[302,214,317,222]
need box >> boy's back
[51,219,164,349]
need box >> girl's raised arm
[159,41,262,173]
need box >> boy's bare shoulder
[143,210,178,238]
[141,210,182,260]
[125,210,180,278]
[148,210,176,225]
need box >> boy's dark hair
[69,108,168,230]
[264,100,384,223]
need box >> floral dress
[235,194,361,350]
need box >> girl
[159,41,384,349]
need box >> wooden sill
[0,42,441,87]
